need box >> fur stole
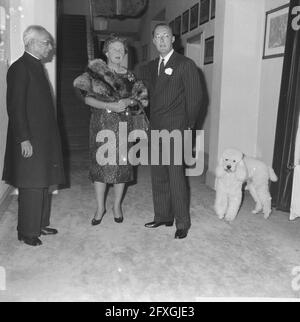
[73,59,148,106]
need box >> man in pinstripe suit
[144,23,203,239]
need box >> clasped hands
[109,98,137,113]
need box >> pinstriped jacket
[146,51,203,131]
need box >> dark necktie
[158,58,165,76]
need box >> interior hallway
[0,151,300,301]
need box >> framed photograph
[174,15,181,36]
[169,20,175,35]
[200,0,210,25]
[211,0,216,20]
[263,4,289,59]
[190,3,199,31]
[182,10,189,35]
[204,36,214,65]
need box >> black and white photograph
[190,3,199,31]
[182,9,189,34]
[204,36,214,64]
[211,0,216,19]
[263,4,289,59]
[200,0,210,25]
[0,0,300,306]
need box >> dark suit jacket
[145,51,203,131]
[2,52,65,188]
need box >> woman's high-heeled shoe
[112,207,124,224]
[91,209,106,226]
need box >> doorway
[186,33,203,68]
[271,0,300,213]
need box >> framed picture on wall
[182,10,189,35]
[190,3,199,31]
[200,0,210,25]
[211,0,216,19]
[169,20,175,35]
[204,36,214,65]
[263,4,289,59]
[174,15,181,36]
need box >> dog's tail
[268,167,278,182]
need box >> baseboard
[0,186,14,217]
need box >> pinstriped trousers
[150,138,191,230]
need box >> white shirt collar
[160,49,174,66]
[26,51,41,61]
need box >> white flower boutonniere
[165,68,173,76]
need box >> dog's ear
[235,159,248,181]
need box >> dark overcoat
[2,52,65,188]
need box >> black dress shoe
[145,221,173,228]
[174,229,188,239]
[113,207,124,224]
[41,227,58,235]
[18,233,42,246]
[114,217,124,223]
[91,210,106,226]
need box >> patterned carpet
[0,151,300,301]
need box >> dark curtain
[271,0,300,211]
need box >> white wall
[257,0,289,165]
[206,0,289,188]
[9,0,56,90]
[0,0,10,202]
[207,0,266,187]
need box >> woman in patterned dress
[74,35,148,225]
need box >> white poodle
[214,149,248,221]
[214,148,278,221]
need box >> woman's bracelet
[106,105,112,113]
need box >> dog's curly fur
[214,149,247,221]
[214,148,278,221]
[73,59,148,106]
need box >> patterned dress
[89,72,134,183]
[74,59,148,184]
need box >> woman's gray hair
[103,34,128,55]
[23,25,49,48]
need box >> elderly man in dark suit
[144,23,204,239]
[2,25,65,246]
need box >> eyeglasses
[154,34,171,41]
